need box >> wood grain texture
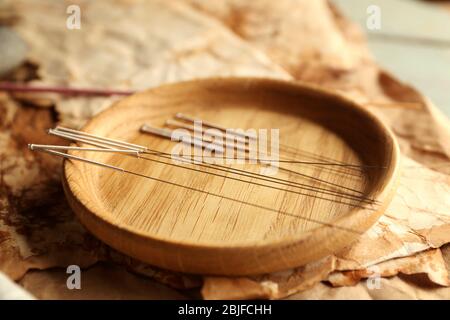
[62,78,400,275]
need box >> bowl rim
[62,77,401,274]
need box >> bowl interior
[65,79,396,248]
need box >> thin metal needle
[166,119,248,145]
[29,144,140,155]
[29,145,364,234]
[29,146,125,171]
[51,126,370,196]
[175,113,257,140]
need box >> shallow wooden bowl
[62,78,400,276]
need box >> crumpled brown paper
[291,244,450,300]
[328,248,449,287]
[202,157,450,299]
[202,248,450,300]
[183,0,450,167]
[289,274,450,300]
[182,0,450,299]
[1,0,449,299]
[0,92,200,290]
[6,0,290,127]
[0,92,102,280]
[19,262,188,300]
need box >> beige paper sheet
[1,0,449,299]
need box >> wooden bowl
[62,78,400,276]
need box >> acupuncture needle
[51,126,370,196]
[29,144,367,234]
[49,127,377,202]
